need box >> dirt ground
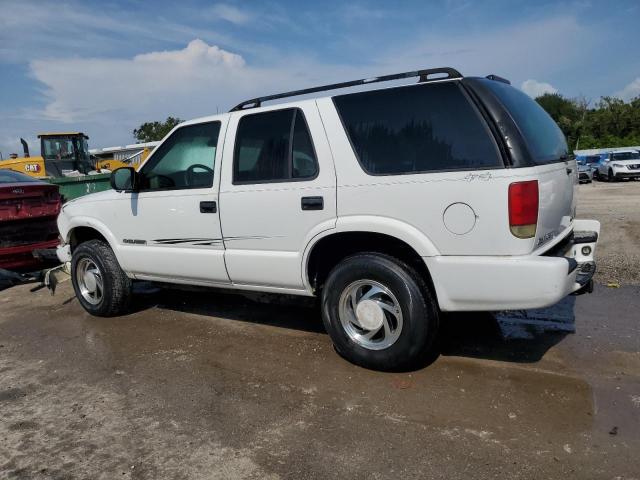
[1,181,639,479]
[577,180,640,285]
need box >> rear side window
[233,108,318,184]
[333,82,502,175]
[479,79,568,164]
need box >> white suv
[594,150,640,181]
[56,68,600,370]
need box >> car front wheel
[321,253,439,371]
[71,239,132,317]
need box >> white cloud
[18,40,360,150]
[29,40,250,124]
[615,78,640,102]
[134,39,244,68]
[0,13,595,154]
[207,4,253,25]
[520,79,558,98]
[376,16,589,85]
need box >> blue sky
[1,0,639,156]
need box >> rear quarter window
[477,79,568,165]
[333,81,502,175]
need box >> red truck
[0,170,61,270]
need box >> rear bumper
[424,219,600,312]
[0,238,59,270]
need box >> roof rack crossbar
[230,67,463,112]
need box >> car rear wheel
[71,239,132,317]
[321,253,439,371]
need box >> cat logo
[24,164,41,173]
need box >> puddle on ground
[496,296,576,339]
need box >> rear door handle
[301,196,323,211]
[200,201,217,213]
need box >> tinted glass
[234,109,318,183]
[141,121,220,190]
[333,82,501,175]
[292,113,318,178]
[0,169,40,184]
[479,79,568,164]
[42,138,75,160]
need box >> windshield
[612,151,640,161]
[42,138,75,161]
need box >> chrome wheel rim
[338,280,403,350]
[76,258,104,305]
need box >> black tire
[321,253,439,371]
[608,169,615,182]
[71,239,132,317]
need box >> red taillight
[508,180,538,238]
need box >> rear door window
[233,108,318,184]
[333,82,502,175]
[477,79,568,164]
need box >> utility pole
[575,97,590,151]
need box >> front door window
[140,121,221,190]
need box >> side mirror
[110,167,138,192]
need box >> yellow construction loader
[0,133,153,179]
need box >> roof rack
[230,67,463,112]
[485,74,510,85]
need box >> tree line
[536,93,640,151]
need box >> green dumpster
[45,173,112,202]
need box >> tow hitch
[572,261,596,296]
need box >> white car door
[112,118,231,284]
[218,101,337,291]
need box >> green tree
[535,91,640,151]
[536,93,583,149]
[133,116,183,142]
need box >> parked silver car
[577,158,594,183]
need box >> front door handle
[301,196,323,211]
[200,201,217,213]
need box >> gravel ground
[0,177,638,479]
[1,281,639,479]
[576,180,640,286]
